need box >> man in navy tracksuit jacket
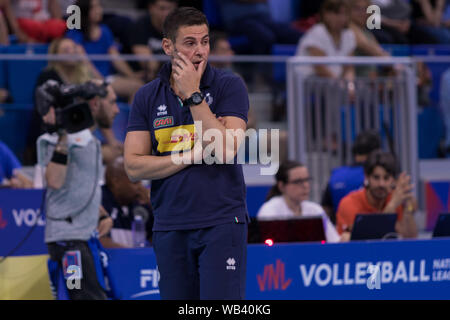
[124,7,249,300]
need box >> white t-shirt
[296,23,356,78]
[256,196,340,243]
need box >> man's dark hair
[364,150,398,178]
[352,130,382,156]
[163,7,209,42]
[210,31,229,52]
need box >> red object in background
[0,208,7,229]
[425,181,450,231]
[264,239,274,246]
[17,18,66,43]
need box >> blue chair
[268,0,297,23]
[418,106,445,159]
[202,0,250,53]
[5,44,49,104]
[272,44,297,83]
[381,44,411,56]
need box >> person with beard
[101,156,153,248]
[39,80,119,300]
[336,150,418,241]
[124,7,249,299]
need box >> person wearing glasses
[257,160,341,243]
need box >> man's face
[366,166,395,201]
[95,86,119,128]
[164,24,210,74]
[149,0,177,31]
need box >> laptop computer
[350,213,397,241]
[432,213,450,238]
[253,216,326,244]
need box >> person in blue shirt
[321,130,381,224]
[0,140,33,188]
[66,0,144,103]
[124,7,249,300]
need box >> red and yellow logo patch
[153,116,173,129]
[155,124,197,153]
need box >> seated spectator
[411,0,450,44]
[37,37,101,86]
[257,160,340,243]
[66,0,144,102]
[321,130,382,224]
[217,0,302,55]
[336,150,418,241]
[101,157,153,248]
[349,0,389,78]
[370,0,413,44]
[26,37,102,164]
[0,0,66,43]
[0,140,33,188]
[130,0,177,81]
[440,67,450,157]
[296,0,356,81]
[209,31,234,70]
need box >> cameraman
[39,80,119,300]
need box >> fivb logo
[130,269,160,298]
[140,269,159,289]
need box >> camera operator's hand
[98,206,113,237]
[42,106,56,126]
[98,216,113,238]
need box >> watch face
[192,93,204,104]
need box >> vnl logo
[257,259,292,292]
[130,268,160,299]
[0,209,8,229]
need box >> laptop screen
[350,213,397,241]
[254,217,326,244]
[432,213,450,238]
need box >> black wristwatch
[183,92,204,107]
